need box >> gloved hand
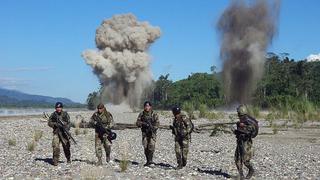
[169,125,175,135]
[142,122,150,129]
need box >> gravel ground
[0,110,320,179]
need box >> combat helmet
[237,104,248,116]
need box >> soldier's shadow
[114,159,175,170]
[154,162,175,170]
[114,158,139,165]
[72,159,96,165]
[197,167,232,178]
[34,158,62,165]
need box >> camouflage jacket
[136,110,159,137]
[235,115,256,141]
[172,113,193,141]
[48,111,71,135]
[90,110,114,134]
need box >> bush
[182,102,195,119]
[206,111,224,120]
[271,124,279,134]
[75,128,80,136]
[8,139,16,146]
[119,160,129,172]
[33,130,43,142]
[27,141,36,152]
[247,105,260,118]
[198,104,208,118]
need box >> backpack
[246,115,259,138]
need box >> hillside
[0,88,84,108]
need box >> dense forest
[87,53,320,110]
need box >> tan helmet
[237,104,248,116]
[97,103,105,109]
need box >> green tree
[86,91,99,110]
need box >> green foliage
[247,105,260,118]
[206,111,224,120]
[271,124,279,134]
[166,73,223,109]
[86,52,320,114]
[152,74,173,109]
[254,54,320,108]
[182,101,195,119]
[119,160,129,172]
[86,91,100,110]
[27,141,36,152]
[8,139,16,146]
[199,104,208,118]
[33,130,43,142]
[75,128,80,136]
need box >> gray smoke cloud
[217,0,280,104]
[82,14,161,107]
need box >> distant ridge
[0,88,84,108]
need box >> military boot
[148,150,154,165]
[105,145,111,163]
[53,159,58,166]
[106,152,111,163]
[144,149,151,166]
[52,148,60,166]
[96,158,103,166]
[144,159,152,166]
[182,157,187,167]
[106,156,110,163]
[238,170,245,180]
[245,165,255,179]
[176,156,183,170]
[66,154,71,164]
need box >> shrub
[33,130,43,142]
[75,128,80,136]
[119,160,129,172]
[198,104,208,118]
[182,102,195,119]
[8,139,16,146]
[27,141,36,152]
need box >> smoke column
[217,0,280,104]
[82,14,161,107]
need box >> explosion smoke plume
[82,14,161,107]
[217,0,280,104]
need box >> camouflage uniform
[90,110,114,164]
[171,113,193,169]
[48,111,71,166]
[136,110,159,166]
[234,115,256,179]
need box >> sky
[0,0,319,103]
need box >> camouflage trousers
[52,134,71,164]
[235,139,253,172]
[142,135,156,163]
[175,138,189,167]
[95,133,111,161]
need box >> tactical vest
[141,111,156,135]
[173,115,194,140]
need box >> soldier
[233,104,257,179]
[48,102,71,166]
[90,103,114,166]
[136,101,159,167]
[170,106,193,169]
